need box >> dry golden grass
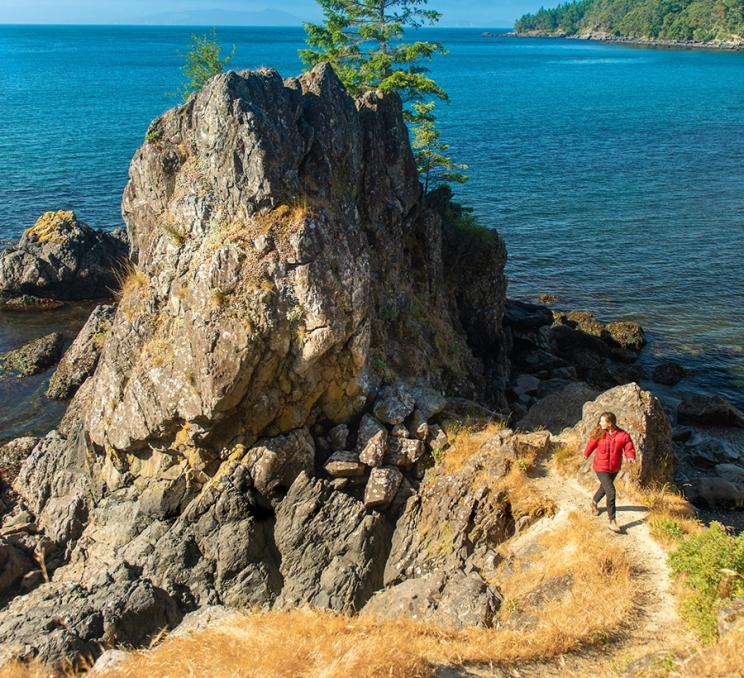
[1,510,637,678]
[681,626,744,677]
[623,483,702,550]
[114,262,149,321]
[436,419,509,473]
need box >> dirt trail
[451,451,696,677]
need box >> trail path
[450,452,697,677]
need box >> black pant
[593,472,619,521]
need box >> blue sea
[1,25,743,434]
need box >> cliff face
[84,63,507,455]
[0,64,512,667]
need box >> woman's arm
[623,434,637,462]
[583,438,598,459]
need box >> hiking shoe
[590,500,599,516]
[608,520,622,533]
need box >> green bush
[668,521,744,642]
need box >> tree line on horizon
[515,0,744,43]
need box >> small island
[512,0,744,50]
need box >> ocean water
[1,26,743,429]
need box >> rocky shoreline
[505,30,744,52]
[0,62,742,671]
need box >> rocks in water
[677,395,744,428]
[274,473,390,613]
[324,451,367,478]
[518,382,600,434]
[0,295,65,311]
[571,382,673,487]
[503,299,553,330]
[46,304,115,399]
[537,293,558,304]
[363,569,501,628]
[652,361,686,385]
[0,211,128,302]
[364,467,403,510]
[0,332,64,376]
[604,321,646,352]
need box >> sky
[0,1,548,28]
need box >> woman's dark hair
[590,411,617,440]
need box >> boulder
[571,383,673,487]
[427,424,449,451]
[46,304,115,399]
[715,464,744,484]
[372,383,416,425]
[274,473,390,613]
[682,477,744,509]
[605,321,646,352]
[503,299,553,330]
[363,569,501,629]
[324,451,367,478]
[677,395,744,428]
[518,382,599,434]
[81,63,508,456]
[652,361,686,386]
[170,605,240,638]
[245,428,315,499]
[384,437,425,467]
[356,414,388,467]
[514,431,551,458]
[0,211,128,302]
[364,466,403,510]
[0,332,64,376]
[409,382,447,419]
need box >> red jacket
[583,427,636,473]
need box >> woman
[583,411,636,533]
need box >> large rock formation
[0,64,512,667]
[0,211,128,303]
[570,382,673,487]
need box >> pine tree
[176,28,236,102]
[301,0,467,188]
[411,101,468,193]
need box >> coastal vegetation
[301,0,468,190]
[515,0,744,43]
[174,27,236,101]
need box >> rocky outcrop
[45,304,115,399]
[0,211,128,302]
[0,64,514,669]
[363,569,501,628]
[0,332,64,376]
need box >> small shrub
[380,305,400,322]
[145,127,162,144]
[158,219,187,247]
[668,521,744,642]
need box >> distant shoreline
[506,30,744,52]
